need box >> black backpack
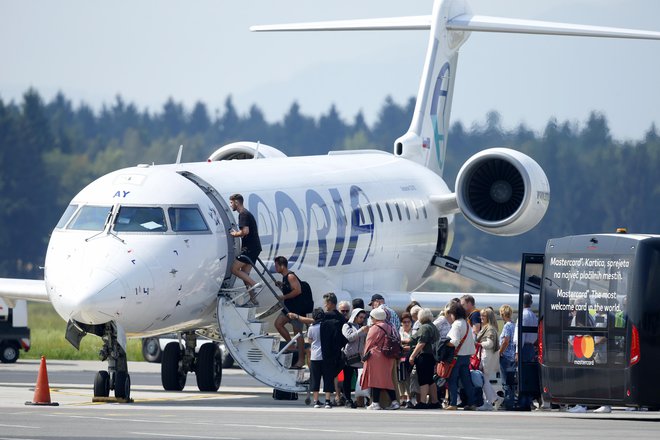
[287,272,314,315]
[298,280,314,314]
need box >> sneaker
[477,402,494,411]
[428,401,442,409]
[493,397,504,411]
[324,401,332,409]
[386,400,400,410]
[345,399,354,408]
[463,405,476,411]
[367,402,382,410]
[594,405,612,413]
[313,400,322,408]
[567,405,587,413]
[412,402,428,409]
[445,405,458,410]
[405,401,414,409]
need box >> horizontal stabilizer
[250,16,431,32]
[448,14,660,40]
[252,13,660,41]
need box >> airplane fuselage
[45,150,453,336]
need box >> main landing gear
[161,331,222,392]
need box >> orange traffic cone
[25,355,59,406]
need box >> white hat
[370,307,386,321]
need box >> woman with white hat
[360,307,400,410]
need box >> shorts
[310,360,336,393]
[414,353,436,386]
[280,311,304,331]
[236,248,260,265]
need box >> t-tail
[252,0,660,177]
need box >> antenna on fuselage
[175,145,184,164]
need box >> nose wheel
[91,322,132,402]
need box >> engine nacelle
[455,147,550,236]
[208,141,287,161]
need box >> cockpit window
[68,205,112,231]
[168,207,209,232]
[114,207,167,232]
[56,204,78,229]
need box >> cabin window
[68,205,112,231]
[375,203,384,222]
[385,203,393,222]
[114,206,167,232]
[404,201,411,220]
[394,201,403,221]
[168,207,209,232]
[56,204,78,229]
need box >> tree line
[1,89,659,279]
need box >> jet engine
[208,141,287,161]
[455,148,550,236]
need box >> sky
[1,0,660,141]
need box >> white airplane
[1,0,659,400]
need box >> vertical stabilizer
[394,0,471,177]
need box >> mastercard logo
[573,335,595,358]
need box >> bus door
[517,253,543,400]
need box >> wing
[0,278,49,307]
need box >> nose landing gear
[92,323,132,402]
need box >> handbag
[397,360,410,382]
[470,343,482,371]
[436,326,469,379]
[344,352,362,366]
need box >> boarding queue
[288,293,537,411]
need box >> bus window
[543,253,632,368]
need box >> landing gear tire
[142,337,163,363]
[93,370,110,397]
[0,342,19,363]
[162,342,186,391]
[220,346,234,369]
[196,343,222,392]
[114,371,131,400]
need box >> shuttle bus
[520,233,660,409]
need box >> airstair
[216,258,309,393]
[431,253,540,295]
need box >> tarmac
[1,359,658,440]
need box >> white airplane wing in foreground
[0,278,49,306]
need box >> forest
[1,89,659,279]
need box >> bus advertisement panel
[539,233,660,409]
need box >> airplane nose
[55,268,128,324]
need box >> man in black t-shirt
[229,193,262,305]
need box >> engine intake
[455,148,549,236]
[208,142,287,161]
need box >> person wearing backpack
[408,308,440,409]
[360,308,400,410]
[273,256,306,368]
